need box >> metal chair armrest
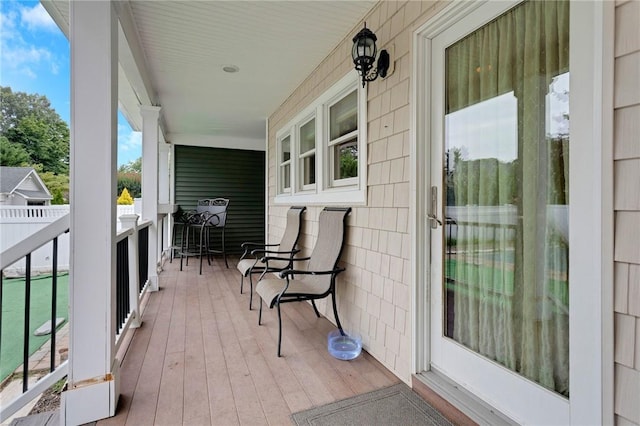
[278,267,345,279]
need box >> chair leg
[199,226,205,275]
[277,302,283,357]
[179,225,187,271]
[248,273,254,310]
[185,226,191,266]
[331,291,343,332]
[240,275,244,294]
[258,298,263,325]
[205,227,211,266]
[311,300,321,318]
[222,228,228,268]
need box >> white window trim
[275,71,368,205]
[297,114,317,192]
[410,0,614,424]
[326,86,360,188]
[277,132,292,195]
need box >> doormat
[291,383,453,426]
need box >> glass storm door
[428,1,570,423]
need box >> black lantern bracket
[363,45,394,87]
[377,44,394,80]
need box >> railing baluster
[138,226,149,293]
[50,237,58,372]
[23,254,31,393]
[115,238,130,334]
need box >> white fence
[0,204,137,276]
[445,205,569,242]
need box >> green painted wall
[174,145,265,255]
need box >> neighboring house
[0,167,52,206]
[31,1,638,425]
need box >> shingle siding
[267,1,640,419]
[267,0,444,382]
[614,1,640,424]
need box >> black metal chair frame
[237,206,306,310]
[196,198,230,269]
[257,207,351,357]
[180,198,229,275]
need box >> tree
[117,157,142,198]
[117,172,141,198]
[117,188,134,205]
[51,189,65,205]
[34,165,69,204]
[0,135,30,166]
[339,147,358,179]
[118,157,142,173]
[0,86,69,175]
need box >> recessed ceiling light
[222,65,239,73]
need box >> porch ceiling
[42,0,376,146]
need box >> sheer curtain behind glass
[444,0,569,396]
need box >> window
[329,90,358,186]
[298,116,316,190]
[275,72,367,204]
[278,134,291,194]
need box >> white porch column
[159,143,170,205]
[140,105,161,291]
[62,1,119,424]
[158,143,171,256]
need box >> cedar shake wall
[267,1,639,408]
[267,1,446,382]
[613,1,640,425]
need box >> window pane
[299,119,315,154]
[303,154,315,185]
[330,90,357,140]
[282,164,290,189]
[443,0,569,396]
[334,137,358,180]
[281,135,290,162]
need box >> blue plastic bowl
[327,329,362,360]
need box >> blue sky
[0,0,141,167]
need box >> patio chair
[178,198,229,274]
[237,206,306,310]
[256,206,351,357]
[196,198,230,268]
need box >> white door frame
[410,1,615,424]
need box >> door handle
[428,186,443,228]
[427,212,443,227]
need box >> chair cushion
[237,258,257,275]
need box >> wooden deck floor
[97,256,400,426]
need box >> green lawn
[444,258,569,311]
[1,274,69,382]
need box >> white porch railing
[1,205,138,276]
[114,216,152,353]
[0,214,70,423]
[0,212,153,422]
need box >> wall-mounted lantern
[351,24,390,88]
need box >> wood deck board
[97,257,403,426]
